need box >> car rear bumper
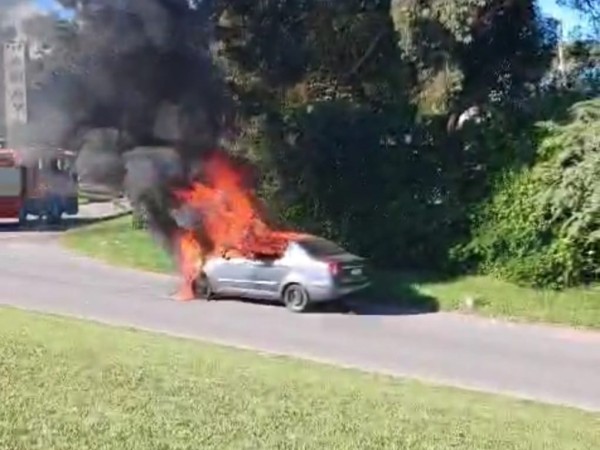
[307,281,371,302]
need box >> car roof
[272,231,319,243]
[203,233,338,262]
[290,234,338,245]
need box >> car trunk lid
[325,253,368,285]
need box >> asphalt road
[1,221,599,412]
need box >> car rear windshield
[298,237,345,257]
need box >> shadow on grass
[355,270,443,315]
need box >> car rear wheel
[194,274,213,301]
[282,284,310,313]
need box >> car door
[249,245,293,299]
[207,257,256,296]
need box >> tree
[558,0,600,38]
[453,99,600,288]
[11,0,581,284]
[209,0,557,269]
[213,0,407,111]
[390,0,557,122]
[547,39,600,93]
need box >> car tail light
[328,261,340,276]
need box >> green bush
[453,100,600,288]
[249,100,461,270]
[238,91,598,289]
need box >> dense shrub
[452,99,600,288]
[247,100,463,270]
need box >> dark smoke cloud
[123,145,186,253]
[3,0,236,252]
[0,1,39,34]
[9,0,232,171]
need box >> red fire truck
[0,148,79,225]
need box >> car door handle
[249,260,266,266]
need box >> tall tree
[558,0,600,38]
[390,0,557,123]
[209,0,557,267]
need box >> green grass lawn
[62,216,600,329]
[65,216,174,273]
[0,307,598,450]
[373,271,600,329]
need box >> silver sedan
[195,235,370,312]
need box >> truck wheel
[282,284,310,313]
[46,209,62,225]
[18,209,27,227]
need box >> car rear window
[298,237,345,257]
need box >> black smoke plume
[9,0,235,247]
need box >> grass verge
[62,216,600,329]
[1,307,598,450]
[373,271,600,329]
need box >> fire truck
[0,147,79,225]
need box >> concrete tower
[2,40,28,148]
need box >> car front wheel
[194,274,213,301]
[282,284,310,313]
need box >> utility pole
[557,20,567,87]
[3,40,28,148]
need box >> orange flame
[171,228,203,301]
[171,150,299,301]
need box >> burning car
[164,149,370,311]
[194,234,370,312]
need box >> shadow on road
[183,269,442,317]
[333,283,439,316]
[316,295,438,316]
[214,282,439,317]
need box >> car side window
[284,242,307,260]
[299,238,345,257]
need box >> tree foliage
[453,99,600,288]
[390,0,556,117]
[210,0,559,272]
[558,0,600,38]
[9,0,598,288]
